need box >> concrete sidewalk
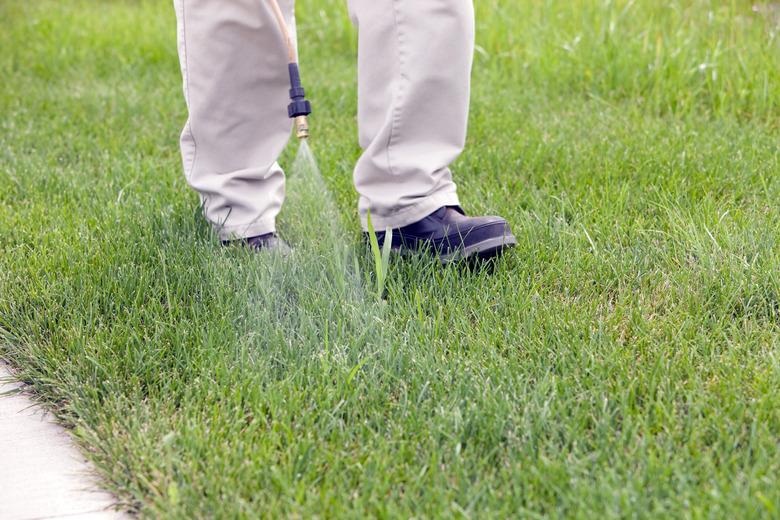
[0,363,127,520]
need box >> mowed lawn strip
[1,0,779,517]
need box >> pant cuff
[360,191,460,231]
[216,217,276,241]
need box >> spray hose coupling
[287,63,312,140]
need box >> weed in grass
[365,209,393,301]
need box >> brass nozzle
[294,115,310,140]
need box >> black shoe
[224,232,292,255]
[372,206,517,263]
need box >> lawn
[2,0,780,517]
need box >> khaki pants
[173,0,474,239]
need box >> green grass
[2,0,780,517]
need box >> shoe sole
[389,233,517,264]
[439,233,518,263]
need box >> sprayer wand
[266,0,312,140]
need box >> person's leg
[173,0,294,240]
[347,0,473,231]
[348,0,516,261]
